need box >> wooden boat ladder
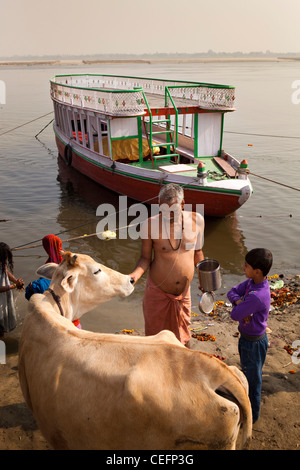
[142,89,179,168]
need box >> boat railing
[141,90,153,147]
[50,78,146,117]
[166,84,235,110]
[50,74,235,116]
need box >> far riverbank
[1,57,300,67]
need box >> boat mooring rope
[224,130,300,140]
[11,220,142,252]
[0,111,54,137]
[35,117,54,138]
[249,171,300,192]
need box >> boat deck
[141,92,200,113]
[143,92,231,114]
[130,157,227,182]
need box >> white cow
[18,251,252,450]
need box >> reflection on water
[204,216,247,274]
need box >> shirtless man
[129,183,204,347]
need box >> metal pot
[196,259,222,292]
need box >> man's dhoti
[143,276,191,345]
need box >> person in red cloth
[42,234,64,264]
[129,184,205,347]
[26,234,81,328]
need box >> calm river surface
[0,60,299,343]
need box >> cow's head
[36,251,134,318]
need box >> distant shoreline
[0,57,300,67]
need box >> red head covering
[42,235,63,264]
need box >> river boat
[50,73,252,217]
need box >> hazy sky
[1,0,300,57]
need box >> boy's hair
[245,248,273,276]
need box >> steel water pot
[196,259,222,292]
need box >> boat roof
[50,73,236,117]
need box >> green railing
[141,90,153,160]
[165,87,179,149]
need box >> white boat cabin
[50,73,236,170]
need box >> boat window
[56,104,64,132]
[178,115,183,135]
[71,110,79,142]
[185,115,193,138]
[54,103,74,140]
[70,111,87,145]
[60,105,68,136]
[53,102,60,128]
[93,116,110,157]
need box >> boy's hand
[234,299,242,306]
[244,315,252,324]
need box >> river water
[0,61,299,343]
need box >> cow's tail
[235,386,252,450]
[216,365,252,450]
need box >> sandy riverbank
[0,57,299,67]
[0,276,299,450]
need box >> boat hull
[55,134,250,217]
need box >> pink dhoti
[143,276,191,346]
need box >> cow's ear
[36,263,58,280]
[61,272,78,293]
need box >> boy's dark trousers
[238,333,268,423]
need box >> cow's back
[19,304,251,450]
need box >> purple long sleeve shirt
[227,278,271,337]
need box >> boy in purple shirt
[227,248,273,423]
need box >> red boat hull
[56,136,244,217]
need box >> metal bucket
[196,259,222,292]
